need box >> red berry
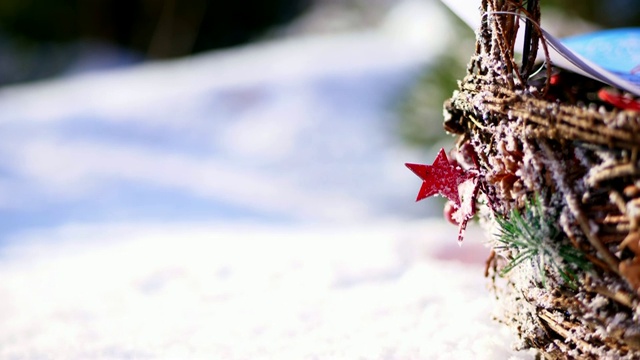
[444,201,459,225]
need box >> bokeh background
[0,0,638,358]
[2,0,637,237]
[0,0,638,85]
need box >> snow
[0,29,438,231]
[0,221,532,359]
[0,1,535,358]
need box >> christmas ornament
[405,148,473,206]
[406,148,478,242]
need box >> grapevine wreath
[407,0,640,358]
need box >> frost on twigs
[440,0,640,356]
[451,177,479,243]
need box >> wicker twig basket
[444,0,640,358]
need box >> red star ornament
[405,148,474,207]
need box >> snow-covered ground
[0,221,531,359]
[0,1,535,358]
[0,29,439,235]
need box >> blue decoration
[562,28,640,85]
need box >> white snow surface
[0,2,535,358]
[0,221,534,359]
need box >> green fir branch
[494,196,591,290]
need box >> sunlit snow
[0,1,535,358]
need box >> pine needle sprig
[494,196,591,290]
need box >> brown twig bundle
[444,0,640,358]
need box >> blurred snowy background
[0,0,461,241]
[1,0,633,358]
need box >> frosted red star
[405,148,474,207]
